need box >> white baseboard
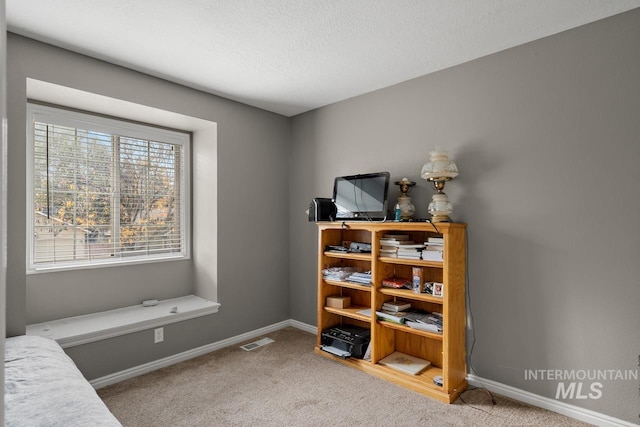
[90,319,316,389]
[287,319,317,334]
[467,374,636,427]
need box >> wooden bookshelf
[315,221,467,403]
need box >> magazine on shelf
[405,321,442,333]
[375,309,410,324]
[379,351,431,375]
[346,271,372,285]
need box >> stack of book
[346,271,372,286]
[396,242,426,260]
[379,234,411,245]
[379,234,412,258]
[380,246,398,258]
[375,309,411,324]
[378,236,446,261]
[376,300,412,324]
[404,311,443,333]
[425,237,444,247]
[421,237,444,262]
[382,299,411,312]
[375,307,444,334]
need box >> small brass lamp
[394,178,416,220]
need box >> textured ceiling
[6,1,640,116]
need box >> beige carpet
[98,327,590,426]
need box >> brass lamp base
[430,214,451,223]
[428,193,453,223]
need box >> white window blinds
[28,104,190,272]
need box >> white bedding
[5,335,122,427]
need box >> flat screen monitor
[332,172,390,220]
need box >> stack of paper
[379,351,431,375]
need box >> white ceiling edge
[27,79,216,132]
[9,1,640,117]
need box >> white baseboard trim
[287,319,317,334]
[467,374,636,427]
[90,319,316,389]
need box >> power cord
[422,218,440,234]
[462,227,497,407]
[466,227,478,376]
[458,386,499,416]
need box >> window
[27,104,190,272]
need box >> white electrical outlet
[154,327,164,343]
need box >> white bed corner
[5,334,121,427]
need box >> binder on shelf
[379,351,431,375]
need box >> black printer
[321,325,370,359]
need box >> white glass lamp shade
[421,147,458,180]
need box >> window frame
[26,103,191,273]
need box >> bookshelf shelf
[377,320,444,341]
[324,279,372,292]
[375,363,452,399]
[324,305,371,323]
[379,287,443,304]
[379,256,443,268]
[324,251,371,261]
[316,221,467,404]
[314,347,374,372]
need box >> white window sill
[26,295,220,348]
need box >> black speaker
[309,198,337,222]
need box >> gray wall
[6,34,291,377]
[290,9,640,423]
